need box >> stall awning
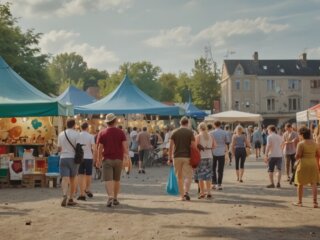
[75,75,184,116]
[0,57,73,117]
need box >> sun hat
[105,113,116,123]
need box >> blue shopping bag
[166,166,179,195]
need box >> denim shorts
[78,159,93,175]
[59,158,79,177]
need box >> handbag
[190,144,201,168]
[64,131,84,164]
[245,147,251,157]
[166,166,179,195]
[122,155,132,174]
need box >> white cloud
[40,30,119,70]
[144,26,193,48]
[184,0,199,8]
[195,17,289,47]
[10,0,132,18]
[145,17,289,48]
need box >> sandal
[198,194,206,199]
[183,193,191,201]
[292,202,302,207]
[67,199,78,206]
[107,197,113,207]
[314,201,318,208]
[113,199,120,206]
[206,194,212,199]
[61,196,67,207]
[85,191,93,198]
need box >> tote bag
[166,166,179,195]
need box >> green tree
[83,68,109,91]
[174,72,192,103]
[0,2,56,94]
[98,71,122,97]
[122,61,162,99]
[157,73,178,102]
[190,57,220,110]
[48,52,88,92]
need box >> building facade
[220,52,320,126]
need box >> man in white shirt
[264,125,283,188]
[57,119,81,207]
[77,122,95,201]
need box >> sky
[5,0,320,74]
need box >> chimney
[300,52,307,67]
[253,51,258,61]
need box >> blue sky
[6,0,320,74]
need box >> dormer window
[235,65,243,75]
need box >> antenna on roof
[204,44,217,73]
[224,49,236,59]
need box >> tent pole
[125,114,128,129]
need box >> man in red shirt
[97,113,128,207]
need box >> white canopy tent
[205,110,263,123]
[296,109,317,122]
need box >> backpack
[64,131,84,164]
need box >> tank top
[199,134,213,159]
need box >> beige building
[220,52,320,126]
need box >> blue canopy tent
[185,102,208,119]
[0,57,73,117]
[57,86,96,106]
[75,75,184,115]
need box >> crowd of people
[56,114,320,209]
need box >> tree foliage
[47,52,109,93]
[0,3,221,109]
[190,57,220,110]
[0,2,56,94]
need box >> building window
[243,80,250,91]
[289,97,301,111]
[235,80,240,90]
[245,101,250,108]
[234,100,240,110]
[310,80,320,89]
[288,79,301,90]
[267,98,275,111]
[267,80,275,91]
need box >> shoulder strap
[64,130,76,150]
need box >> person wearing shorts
[168,116,195,201]
[264,125,283,188]
[58,118,81,207]
[77,122,95,201]
[97,113,128,207]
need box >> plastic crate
[0,168,8,177]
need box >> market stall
[184,102,208,119]
[75,75,184,116]
[205,110,263,123]
[57,85,96,106]
[0,57,72,188]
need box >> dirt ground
[0,155,319,240]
